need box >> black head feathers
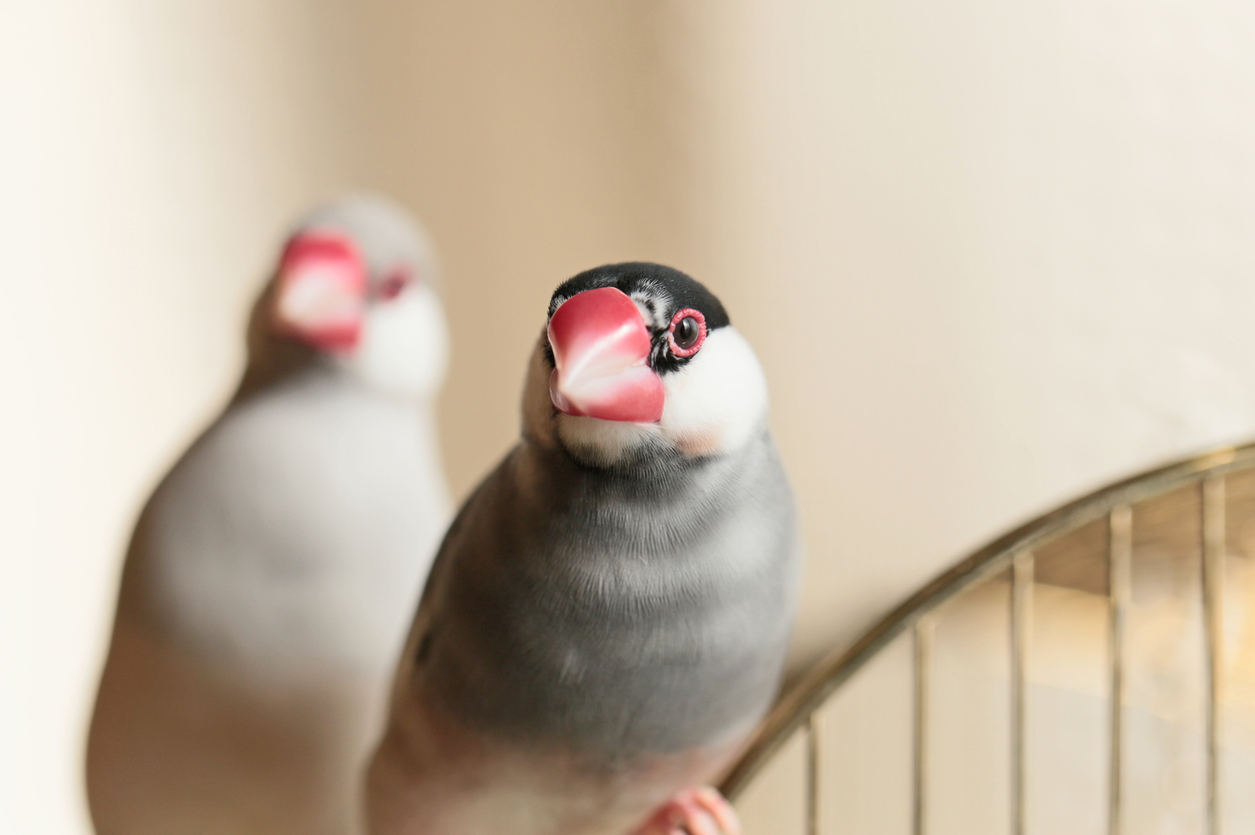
[549,263,730,331]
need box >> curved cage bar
[725,442,1255,835]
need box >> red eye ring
[667,308,707,357]
[377,266,414,301]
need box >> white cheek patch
[660,327,769,457]
[338,284,449,401]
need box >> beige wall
[5,1,1255,832]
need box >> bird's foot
[632,786,741,835]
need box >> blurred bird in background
[367,263,801,835]
[85,195,451,835]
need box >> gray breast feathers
[412,429,801,760]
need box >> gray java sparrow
[367,263,801,835]
[86,195,452,835]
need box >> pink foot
[632,786,741,835]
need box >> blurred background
[4,1,1255,832]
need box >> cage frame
[722,441,1255,834]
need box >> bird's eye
[667,308,707,357]
[377,267,413,301]
[675,317,699,346]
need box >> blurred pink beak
[547,287,665,423]
[273,232,367,353]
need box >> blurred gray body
[369,425,799,834]
[88,368,449,835]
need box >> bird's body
[368,264,800,835]
[87,196,450,835]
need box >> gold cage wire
[723,442,1255,835]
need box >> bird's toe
[632,786,741,835]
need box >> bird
[86,195,452,835]
[365,262,801,835]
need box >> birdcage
[723,442,1255,835]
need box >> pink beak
[272,232,367,353]
[547,287,665,423]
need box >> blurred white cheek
[342,287,449,400]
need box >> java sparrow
[86,195,451,835]
[366,263,801,835]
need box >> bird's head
[523,262,769,467]
[256,194,448,401]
